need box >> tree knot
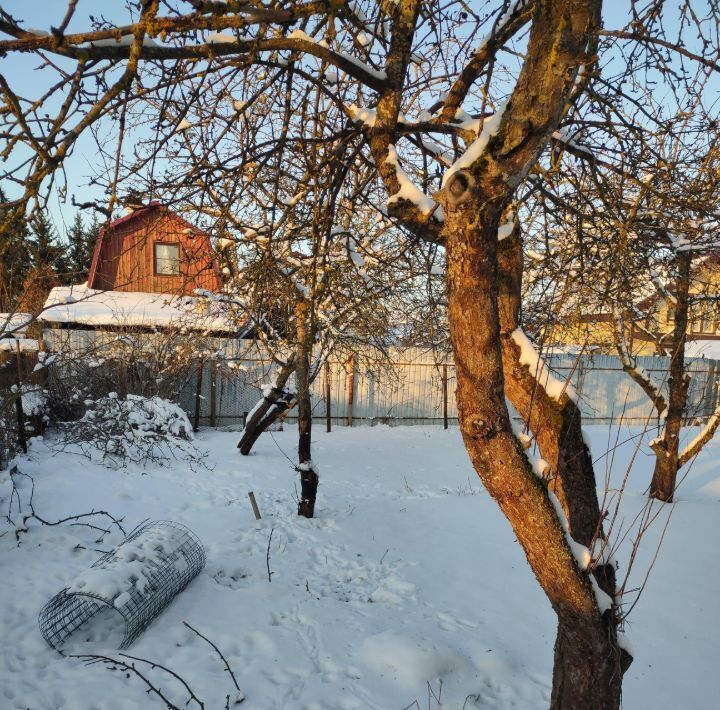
[442,169,477,207]
[468,415,501,441]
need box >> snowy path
[1,426,718,709]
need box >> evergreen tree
[82,213,101,282]
[66,212,96,283]
[29,212,69,278]
[15,212,70,312]
[0,188,31,312]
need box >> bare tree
[524,80,720,504]
[3,2,720,706]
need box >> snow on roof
[0,313,32,338]
[39,285,240,334]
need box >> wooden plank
[346,353,355,427]
[193,359,204,432]
[209,359,217,427]
[325,361,331,432]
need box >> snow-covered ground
[1,425,718,709]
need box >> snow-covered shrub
[43,326,217,424]
[56,393,205,469]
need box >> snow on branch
[498,214,515,241]
[511,328,578,403]
[385,144,443,220]
[442,107,505,186]
[650,270,677,306]
[678,405,720,467]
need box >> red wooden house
[87,203,222,295]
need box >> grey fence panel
[547,353,720,424]
[302,355,456,426]
[47,332,718,428]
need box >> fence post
[117,360,128,400]
[193,359,203,433]
[209,359,217,428]
[15,341,27,454]
[325,360,332,433]
[442,363,449,429]
[705,361,717,418]
[346,353,356,427]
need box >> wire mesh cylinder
[39,520,205,650]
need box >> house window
[154,243,180,275]
[666,307,674,325]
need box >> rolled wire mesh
[39,520,205,650]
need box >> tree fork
[650,250,692,502]
[237,355,296,455]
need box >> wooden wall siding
[90,207,222,295]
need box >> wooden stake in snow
[248,491,261,520]
[346,353,355,427]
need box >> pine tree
[0,188,31,312]
[65,211,97,283]
[18,212,68,312]
[29,212,67,275]
[82,214,100,282]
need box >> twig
[70,653,187,709]
[266,527,275,582]
[7,467,125,542]
[182,622,243,699]
[119,652,205,709]
[427,678,442,707]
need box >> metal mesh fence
[180,349,720,428]
[39,520,205,651]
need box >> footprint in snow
[208,566,250,589]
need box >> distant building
[40,204,244,342]
[86,202,222,295]
[552,253,720,357]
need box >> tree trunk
[295,301,318,518]
[650,250,691,502]
[498,229,604,540]
[14,344,27,454]
[551,620,627,709]
[237,355,296,455]
[441,186,627,709]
